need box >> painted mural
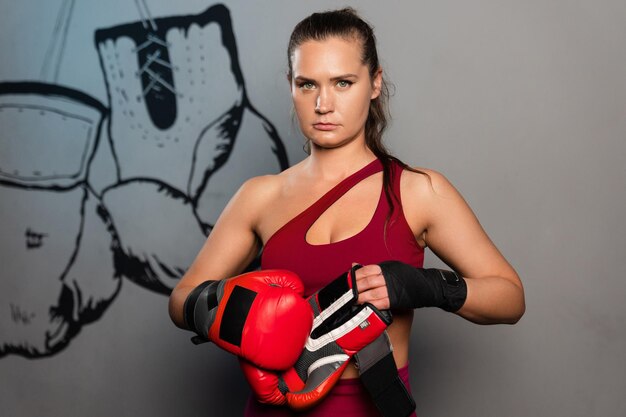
[0,1,288,358]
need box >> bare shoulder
[400,166,460,201]
[233,162,310,217]
[399,165,473,237]
[238,173,283,200]
[231,173,285,218]
[238,160,304,196]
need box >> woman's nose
[315,88,333,114]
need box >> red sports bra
[261,158,424,296]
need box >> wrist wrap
[379,261,467,312]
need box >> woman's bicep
[168,178,267,327]
[183,206,260,285]
[185,178,266,281]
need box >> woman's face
[290,36,381,150]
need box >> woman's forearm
[456,275,525,324]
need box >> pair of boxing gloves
[238,266,394,410]
[183,265,390,409]
[183,261,467,410]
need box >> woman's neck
[304,140,376,182]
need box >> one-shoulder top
[261,158,424,296]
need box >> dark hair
[287,8,425,237]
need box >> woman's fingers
[353,263,383,288]
[354,263,389,309]
[357,289,390,310]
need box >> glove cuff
[183,280,219,338]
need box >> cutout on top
[305,172,383,246]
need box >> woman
[169,8,525,417]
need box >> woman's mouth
[313,123,338,131]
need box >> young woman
[169,8,525,417]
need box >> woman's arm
[356,168,525,324]
[418,169,525,324]
[168,176,273,328]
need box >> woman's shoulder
[396,164,469,242]
[398,164,465,218]
[235,162,303,205]
[237,173,284,203]
[399,165,453,196]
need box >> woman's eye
[300,82,315,90]
[337,80,352,88]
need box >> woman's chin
[307,132,365,151]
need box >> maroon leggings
[244,364,416,417]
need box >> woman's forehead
[291,37,366,77]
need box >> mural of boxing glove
[94,4,288,292]
[0,83,120,358]
[100,178,207,294]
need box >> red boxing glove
[184,270,313,370]
[241,266,392,410]
[284,301,391,410]
[239,359,303,406]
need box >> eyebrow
[294,73,359,82]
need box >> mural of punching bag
[95,3,288,294]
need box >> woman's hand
[353,263,391,310]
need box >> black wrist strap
[355,332,416,417]
[436,269,466,312]
[379,261,467,312]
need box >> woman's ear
[371,68,383,99]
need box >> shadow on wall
[0,3,288,358]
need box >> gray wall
[1,1,625,416]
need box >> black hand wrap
[379,261,467,312]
